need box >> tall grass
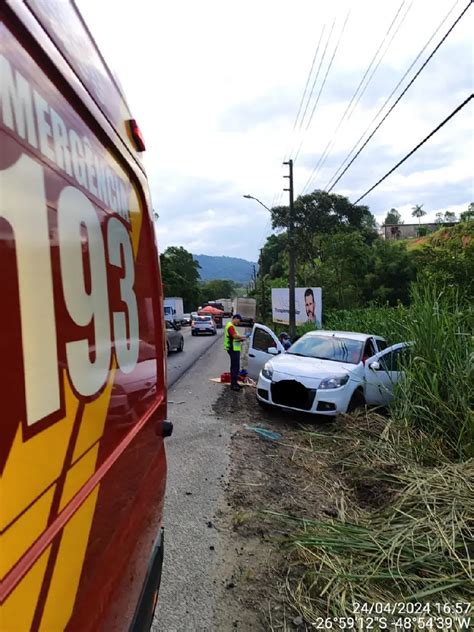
[322,304,409,344]
[393,285,473,461]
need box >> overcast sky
[77,0,473,261]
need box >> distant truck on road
[164,297,184,327]
[217,298,233,316]
[232,297,257,326]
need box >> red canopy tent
[198,306,224,315]
[198,305,224,328]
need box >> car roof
[304,330,383,342]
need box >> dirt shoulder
[211,384,344,631]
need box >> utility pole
[259,248,266,321]
[283,159,296,339]
[252,264,257,291]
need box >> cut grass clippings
[284,461,473,624]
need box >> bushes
[413,221,474,300]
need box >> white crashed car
[247,324,408,416]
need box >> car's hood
[271,353,358,379]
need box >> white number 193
[0,154,139,426]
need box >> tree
[444,210,457,223]
[384,208,403,225]
[272,190,376,236]
[160,246,201,311]
[460,203,474,223]
[260,233,288,279]
[411,204,426,225]
[435,211,444,224]
[199,279,235,304]
[287,231,371,309]
[271,190,377,264]
[363,240,415,305]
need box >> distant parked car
[247,324,408,416]
[181,313,192,326]
[190,311,199,322]
[191,315,217,336]
[166,320,184,354]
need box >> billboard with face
[271,288,322,326]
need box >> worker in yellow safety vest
[224,314,246,391]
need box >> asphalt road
[167,324,226,387]
[153,329,232,632]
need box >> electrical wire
[353,93,473,204]
[301,0,413,195]
[298,19,336,135]
[294,10,351,163]
[289,17,337,162]
[326,0,469,192]
[284,24,327,161]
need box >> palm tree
[411,204,426,225]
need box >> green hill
[193,254,257,283]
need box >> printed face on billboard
[304,288,316,321]
[271,288,322,326]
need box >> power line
[289,17,337,162]
[301,0,411,194]
[294,10,351,163]
[353,93,473,204]
[284,24,326,161]
[298,19,335,133]
[326,0,469,192]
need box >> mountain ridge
[193,254,256,283]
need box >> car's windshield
[287,335,364,364]
[196,316,212,322]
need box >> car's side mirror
[369,361,380,371]
[267,347,279,355]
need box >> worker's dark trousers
[227,349,240,386]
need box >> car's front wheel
[177,338,184,352]
[347,389,365,413]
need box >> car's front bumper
[256,374,354,415]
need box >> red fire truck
[0,1,170,629]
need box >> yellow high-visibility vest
[224,321,241,351]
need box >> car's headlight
[261,362,273,380]
[319,374,350,389]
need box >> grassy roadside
[214,283,473,631]
[280,285,473,629]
